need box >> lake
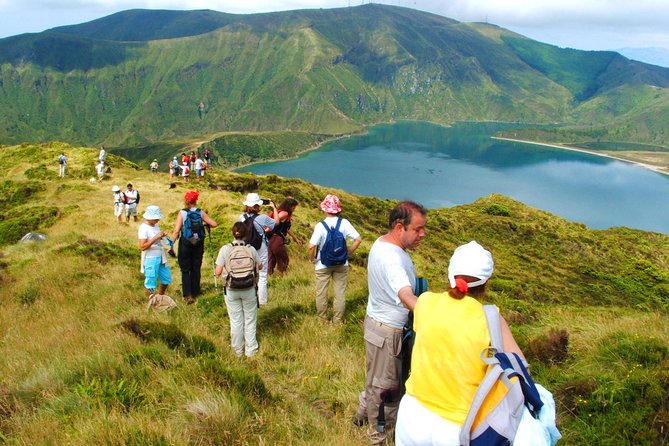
[239,121,669,234]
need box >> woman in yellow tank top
[395,241,525,446]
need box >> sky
[1,0,669,53]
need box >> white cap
[111,185,121,192]
[448,241,494,289]
[143,205,163,220]
[243,192,263,207]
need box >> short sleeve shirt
[366,237,416,328]
[138,223,163,258]
[308,216,360,270]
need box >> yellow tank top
[405,291,491,424]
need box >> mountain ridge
[0,5,667,150]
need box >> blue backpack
[182,209,205,245]
[319,217,348,267]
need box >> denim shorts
[143,256,172,290]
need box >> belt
[367,316,403,333]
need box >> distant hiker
[150,159,159,175]
[240,193,278,306]
[171,190,218,304]
[181,152,189,166]
[268,198,303,275]
[181,161,190,182]
[172,156,181,177]
[198,101,205,119]
[125,183,140,223]
[112,185,126,224]
[354,201,426,444]
[201,160,207,177]
[189,151,197,171]
[58,152,67,177]
[194,157,204,178]
[307,194,361,324]
[215,222,262,357]
[98,145,106,163]
[96,161,105,181]
[203,148,211,165]
[169,158,176,178]
[395,241,559,446]
[138,205,172,299]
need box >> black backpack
[243,214,264,250]
[182,209,205,245]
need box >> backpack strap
[483,304,503,353]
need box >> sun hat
[448,241,494,289]
[185,190,199,203]
[320,194,342,214]
[243,192,263,207]
[143,205,163,220]
[111,185,121,192]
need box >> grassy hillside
[1,5,668,151]
[0,142,668,444]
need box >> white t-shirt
[366,237,416,328]
[195,158,204,170]
[309,216,360,270]
[138,223,164,258]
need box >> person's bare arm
[308,244,317,264]
[139,230,167,251]
[202,210,218,228]
[398,285,418,311]
[348,236,362,255]
[171,212,183,241]
[500,316,526,361]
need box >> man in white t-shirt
[308,194,362,324]
[354,201,427,444]
[124,183,140,223]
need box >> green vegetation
[0,143,667,444]
[1,5,668,152]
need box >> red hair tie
[455,278,469,294]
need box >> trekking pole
[206,224,217,288]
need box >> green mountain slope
[0,142,668,444]
[0,5,668,149]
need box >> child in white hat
[138,205,172,298]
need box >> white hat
[111,185,121,192]
[448,241,494,289]
[143,205,164,220]
[243,192,263,207]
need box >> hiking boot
[184,296,195,305]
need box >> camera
[262,199,271,205]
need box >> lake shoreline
[492,137,669,176]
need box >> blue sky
[1,0,668,53]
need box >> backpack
[58,155,65,165]
[224,241,257,290]
[319,217,348,267]
[182,209,206,245]
[459,305,544,446]
[243,214,264,250]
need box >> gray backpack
[459,305,544,446]
[224,241,257,290]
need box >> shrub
[525,328,569,364]
[75,377,144,412]
[483,203,512,217]
[17,286,40,305]
[121,318,217,357]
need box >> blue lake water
[239,121,669,234]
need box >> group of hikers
[57,145,108,180]
[135,189,560,445]
[56,147,212,182]
[168,149,211,181]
